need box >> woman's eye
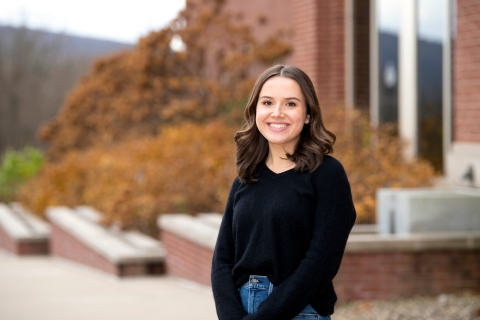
[262,101,273,106]
[286,102,296,107]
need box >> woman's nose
[271,104,283,117]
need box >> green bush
[0,146,44,202]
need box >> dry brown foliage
[326,108,435,223]
[39,0,290,160]
[19,109,435,235]
[20,121,236,236]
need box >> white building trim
[399,0,418,160]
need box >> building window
[378,0,400,124]
[417,0,447,171]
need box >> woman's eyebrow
[285,97,301,102]
[259,95,301,102]
[259,95,273,100]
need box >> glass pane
[417,0,446,171]
[378,0,401,124]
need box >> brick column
[454,0,480,143]
[291,0,347,108]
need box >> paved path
[0,249,218,320]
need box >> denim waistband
[242,275,275,293]
[239,275,331,319]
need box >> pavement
[0,249,218,320]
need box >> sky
[1,0,448,44]
[0,0,186,44]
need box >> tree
[38,0,291,160]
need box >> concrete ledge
[196,213,222,229]
[158,214,219,250]
[47,206,165,276]
[446,142,480,187]
[346,232,480,252]
[0,203,50,255]
[351,224,378,234]
[377,188,480,234]
[74,205,102,223]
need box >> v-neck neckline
[262,163,296,178]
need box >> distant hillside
[0,25,135,156]
[0,25,134,58]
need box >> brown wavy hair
[234,65,336,183]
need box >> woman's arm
[243,157,356,320]
[211,178,248,320]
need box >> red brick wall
[161,229,480,301]
[50,223,164,276]
[223,0,292,43]
[234,0,349,108]
[17,241,49,255]
[334,250,480,301]
[290,0,321,91]
[50,223,119,275]
[454,0,480,142]
[0,224,49,255]
[0,225,16,254]
[200,0,350,108]
[222,0,294,76]
[315,0,346,108]
[161,230,214,286]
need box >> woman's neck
[265,145,296,173]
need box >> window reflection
[418,0,446,171]
[377,0,447,171]
[378,0,400,124]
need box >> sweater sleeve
[243,158,356,320]
[211,178,248,320]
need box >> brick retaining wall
[0,203,50,255]
[334,250,480,301]
[159,214,480,301]
[50,223,165,277]
[161,229,213,286]
[50,223,119,275]
[48,206,165,277]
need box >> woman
[211,65,356,320]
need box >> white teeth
[269,123,287,128]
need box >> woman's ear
[305,115,311,124]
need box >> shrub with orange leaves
[19,109,435,235]
[19,121,236,236]
[326,108,435,223]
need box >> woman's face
[255,76,310,153]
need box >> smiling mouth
[268,123,289,129]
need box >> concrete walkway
[0,249,218,320]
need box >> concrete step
[0,202,50,255]
[47,206,165,277]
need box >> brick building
[159,0,480,300]
[215,0,480,187]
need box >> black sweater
[211,155,356,320]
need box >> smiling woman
[211,65,357,320]
[234,65,336,182]
[255,77,310,168]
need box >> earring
[305,120,309,124]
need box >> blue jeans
[239,275,331,320]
